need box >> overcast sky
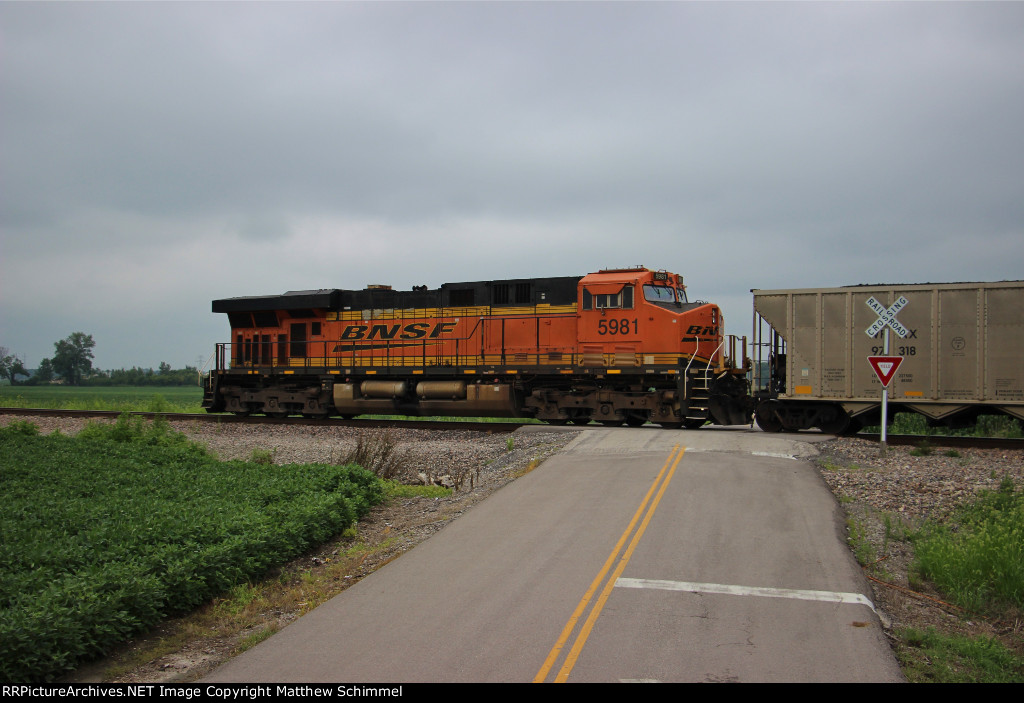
[2,1,1022,371]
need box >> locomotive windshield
[643,284,677,304]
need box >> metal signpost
[865,296,909,451]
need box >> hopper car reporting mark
[202,271,1024,433]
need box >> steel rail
[0,407,526,433]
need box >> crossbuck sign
[865,295,909,450]
[865,296,909,338]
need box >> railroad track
[0,407,527,434]
[3,407,1022,449]
[854,432,1024,450]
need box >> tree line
[1,333,200,387]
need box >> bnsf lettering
[430,322,458,338]
[400,323,429,339]
[341,322,456,341]
[370,324,400,339]
[686,325,720,336]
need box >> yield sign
[868,355,904,387]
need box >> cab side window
[584,285,633,310]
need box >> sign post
[865,296,909,451]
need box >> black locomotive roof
[212,289,341,313]
[212,276,582,313]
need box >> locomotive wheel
[659,421,683,429]
[268,411,289,419]
[232,410,251,417]
[625,414,648,427]
[545,419,570,426]
[599,420,624,427]
[683,419,706,429]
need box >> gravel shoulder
[5,415,1022,681]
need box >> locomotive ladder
[684,367,712,425]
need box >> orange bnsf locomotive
[202,267,752,428]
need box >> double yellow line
[533,444,686,683]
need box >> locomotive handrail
[217,337,707,375]
[214,340,654,373]
[682,337,700,399]
[708,339,725,374]
[198,350,217,386]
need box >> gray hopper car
[751,281,1024,433]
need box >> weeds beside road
[818,437,1024,682]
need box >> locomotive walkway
[204,426,904,683]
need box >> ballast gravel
[817,436,1024,521]
[0,414,575,488]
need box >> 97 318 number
[870,345,916,356]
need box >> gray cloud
[2,2,1022,369]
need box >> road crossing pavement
[205,426,903,683]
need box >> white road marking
[615,577,876,613]
[751,451,797,460]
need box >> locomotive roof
[212,275,583,313]
[212,289,342,313]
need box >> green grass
[893,480,1024,682]
[0,385,204,413]
[909,440,934,457]
[846,513,876,566]
[0,416,385,682]
[383,480,452,499]
[897,627,1024,683]
[911,478,1024,613]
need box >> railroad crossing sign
[865,296,909,338]
[865,295,909,451]
[867,355,903,387]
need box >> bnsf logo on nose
[341,322,458,340]
[686,325,719,335]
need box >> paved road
[205,426,904,683]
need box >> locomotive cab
[572,267,751,426]
[578,268,728,367]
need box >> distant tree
[82,364,200,387]
[33,358,55,384]
[51,332,96,386]
[0,347,30,385]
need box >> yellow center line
[533,444,686,683]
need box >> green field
[0,385,204,413]
[0,416,385,683]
